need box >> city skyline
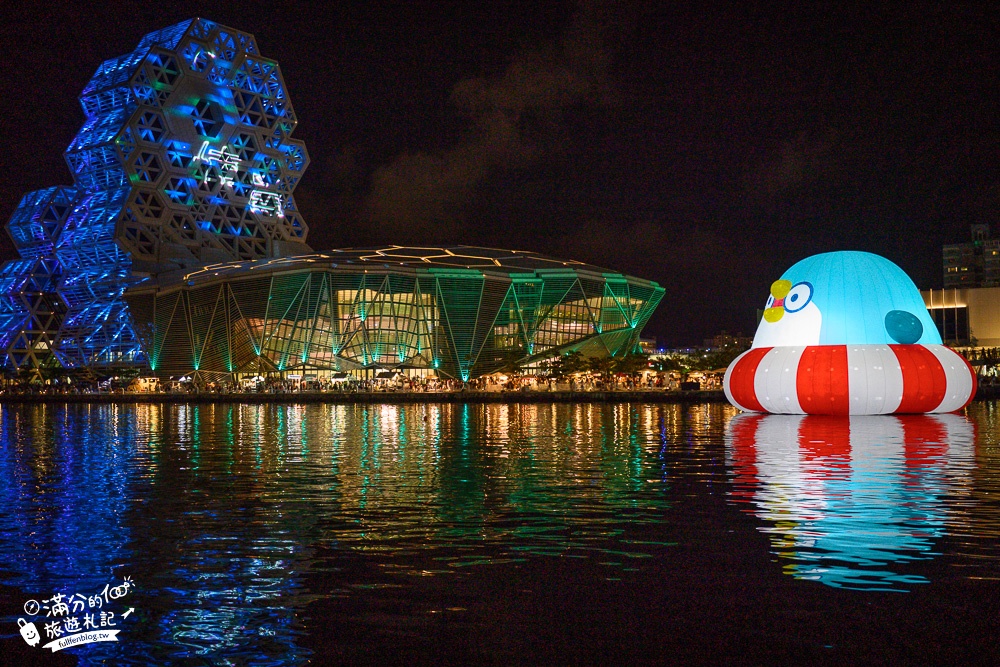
[2,1,998,346]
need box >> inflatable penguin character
[725,251,976,414]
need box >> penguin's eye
[765,294,775,308]
[784,282,813,313]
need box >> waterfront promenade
[0,388,729,405]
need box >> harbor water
[1,401,999,664]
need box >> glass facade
[929,306,970,345]
[127,248,664,381]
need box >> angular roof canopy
[153,245,648,291]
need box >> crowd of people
[177,371,703,394]
[0,370,728,396]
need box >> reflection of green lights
[276,408,287,463]
[225,406,235,472]
[7,403,695,588]
[191,406,201,470]
[300,408,309,458]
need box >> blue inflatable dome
[752,250,941,348]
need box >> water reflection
[726,413,976,591]
[0,404,138,591]
[0,402,717,666]
[6,401,997,663]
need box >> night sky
[1,1,998,347]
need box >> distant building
[702,332,752,351]
[943,224,1000,288]
[930,224,1000,348]
[637,337,658,354]
[921,287,1000,347]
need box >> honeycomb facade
[0,19,309,370]
[127,247,664,381]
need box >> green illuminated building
[127,246,664,381]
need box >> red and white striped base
[724,344,977,415]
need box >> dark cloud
[745,128,840,197]
[363,0,615,243]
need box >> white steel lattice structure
[0,19,310,371]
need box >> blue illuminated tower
[0,19,310,371]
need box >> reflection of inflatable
[725,251,976,414]
[726,412,976,591]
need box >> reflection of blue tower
[0,404,313,665]
[140,404,312,666]
[726,413,975,591]
[0,406,138,614]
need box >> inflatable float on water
[724,251,976,415]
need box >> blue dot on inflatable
[884,309,923,344]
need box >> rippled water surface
[2,402,999,664]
